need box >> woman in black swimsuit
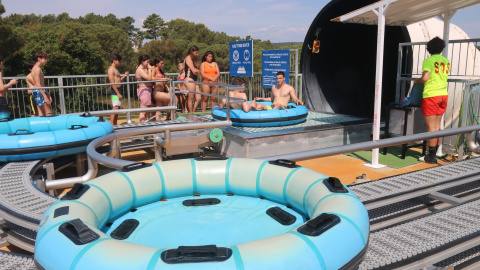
[183,45,200,113]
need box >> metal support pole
[75,154,86,176]
[367,2,390,168]
[395,43,404,103]
[459,81,473,160]
[154,134,163,162]
[437,11,456,156]
[43,162,56,195]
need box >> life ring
[35,158,369,269]
[0,114,114,162]
[211,102,308,127]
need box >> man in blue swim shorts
[31,50,52,116]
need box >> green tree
[0,1,24,75]
[142,13,166,40]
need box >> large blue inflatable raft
[35,158,369,270]
[211,101,308,127]
[0,114,114,162]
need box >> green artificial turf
[346,146,423,169]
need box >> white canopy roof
[332,0,480,26]
[330,0,480,168]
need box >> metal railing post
[249,78,253,101]
[58,77,66,114]
[170,80,176,120]
[126,75,132,124]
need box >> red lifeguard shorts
[421,95,448,116]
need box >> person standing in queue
[108,53,129,125]
[25,61,39,117]
[0,56,19,121]
[136,54,152,123]
[199,51,220,112]
[31,51,52,116]
[176,62,187,113]
[152,55,171,121]
[183,45,200,113]
[414,37,450,164]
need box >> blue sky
[3,0,480,42]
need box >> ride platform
[195,110,372,158]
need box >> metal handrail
[260,124,480,161]
[45,123,480,190]
[45,120,232,190]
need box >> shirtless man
[108,53,129,125]
[217,77,251,112]
[25,61,39,116]
[31,51,52,116]
[0,56,19,121]
[250,71,303,110]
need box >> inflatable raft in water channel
[0,114,114,162]
[211,101,308,127]
[34,158,369,270]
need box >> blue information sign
[229,40,253,77]
[262,50,290,88]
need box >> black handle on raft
[161,245,232,264]
[182,198,221,206]
[268,159,299,168]
[61,183,90,201]
[8,129,35,136]
[323,177,348,193]
[80,112,92,117]
[58,218,100,245]
[69,124,88,130]
[297,213,341,237]
[194,155,228,161]
[122,162,152,172]
[266,207,296,225]
[110,219,139,240]
[97,116,106,122]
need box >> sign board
[229,40,253,77]
[262,49,290,88]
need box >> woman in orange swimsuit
[152,55,171,121]
[199,51,220,111]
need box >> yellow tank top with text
[422,54,450,98]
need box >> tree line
[0,2,302,78]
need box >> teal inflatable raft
[0,114,113,162]
[35,158,369,269]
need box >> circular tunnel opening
[301,0,412,119]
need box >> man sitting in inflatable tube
[218,72,303,112]
[251,71,303,110]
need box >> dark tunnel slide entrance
[301,0,412,119]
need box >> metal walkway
[0,250,35,270]
[0,160,56,253]
[113,118,194,130]
[350,157,480,269]
[0,161,56,230]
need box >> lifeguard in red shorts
[415,37,450,164]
